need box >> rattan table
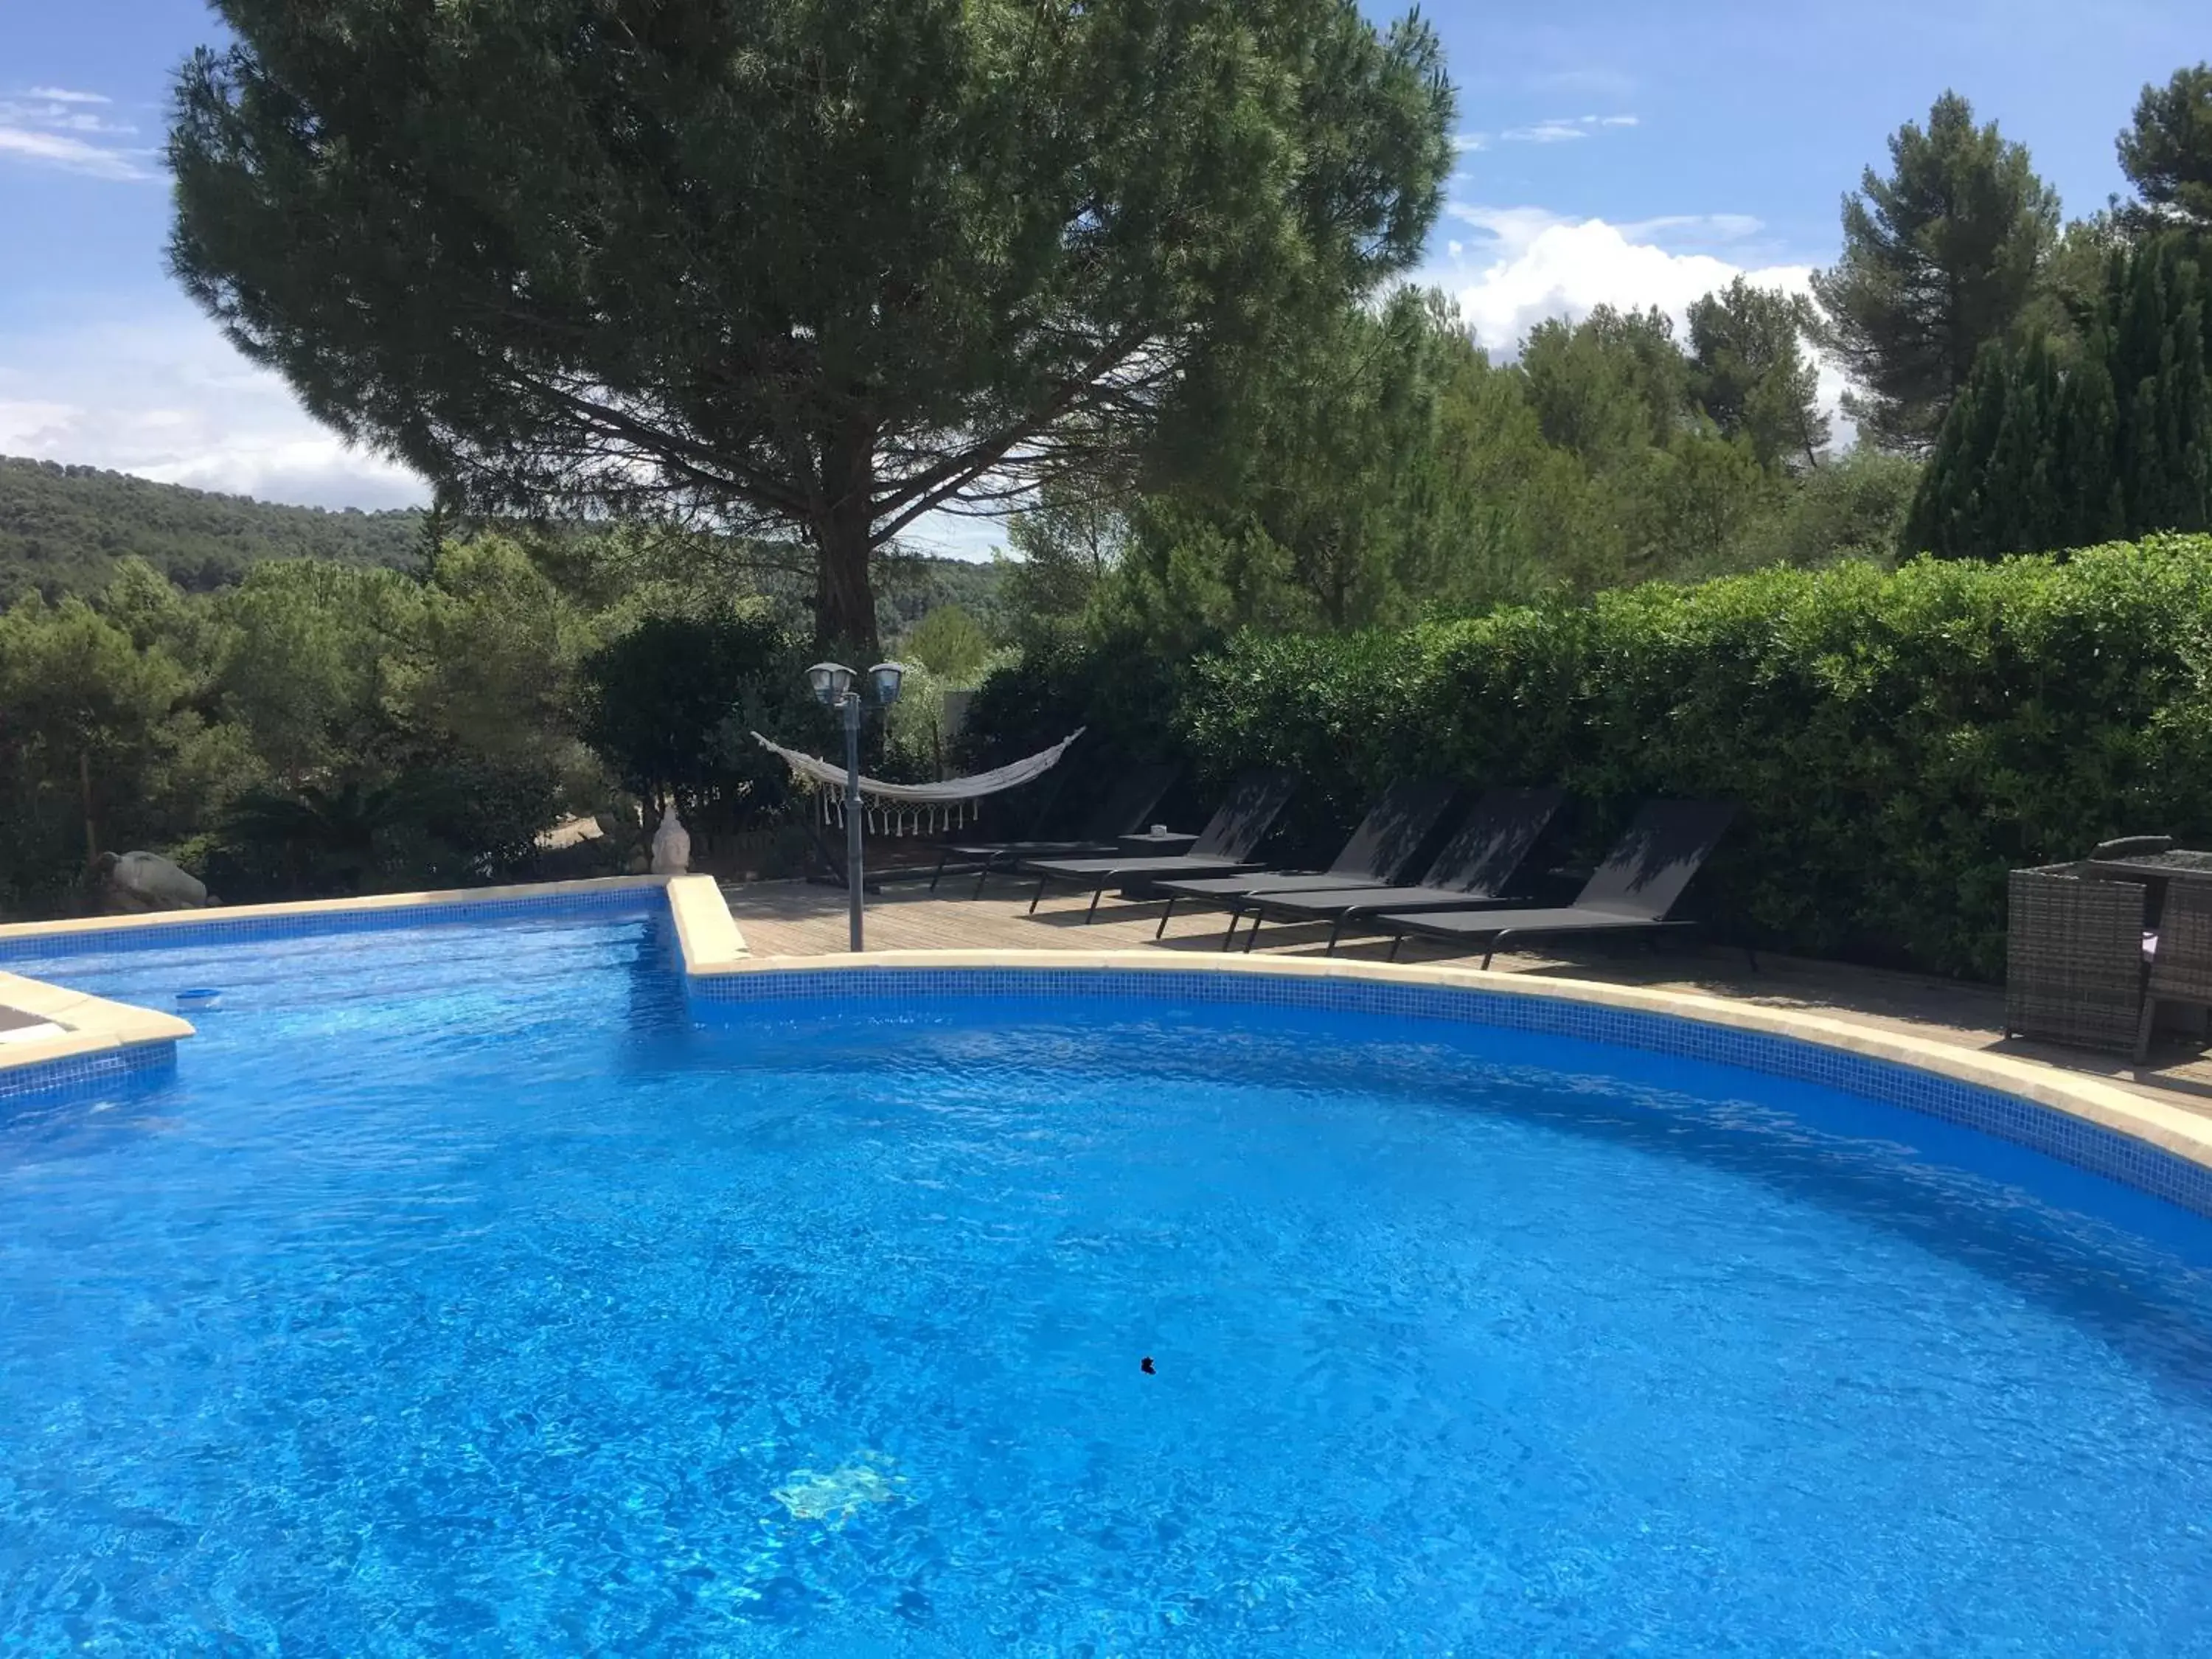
[2085,849,2212,927]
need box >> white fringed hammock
[750,727,1086,835]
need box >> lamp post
[806,659,907,951]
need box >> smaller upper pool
[1,904,2211,1657]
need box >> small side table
[1114,830,1201,900]
[1117,830,1199,857]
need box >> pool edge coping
[0,968,195,1077]
[0,873,672,947]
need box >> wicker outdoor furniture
[2137,880,2212,1061]
[2091,835,2175,860]
[2003,864,2149,1054]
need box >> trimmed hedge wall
[975,536,2212,980]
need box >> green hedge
[985,535,2212,979]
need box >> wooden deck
[722,874,2212,1119]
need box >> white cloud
[1501,121,1590,145]
[0,125,149,181]
[0,88,151,180]
[52,109,138,136]
[0,301,431,511]
[1497,114,1640,145]
[1425,204,1852,438]
[1613,212,1764,245]
[1452,131,1489,153]
[1436,205,1816,355]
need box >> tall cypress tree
[2048,307,2123,549]
[2113,241,2212,535]
[2112,243,2174,529]
[2158,248,2212,531]
[1904,340,2009,557]
[1977,334,2052,552]
[2177,271,2212,526]
[1905,234,2211,557]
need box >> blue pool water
[4,908,2212,1656]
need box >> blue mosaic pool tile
[689,967,2212,1220]
[0,886,662,963]
[0,1040,176,1105]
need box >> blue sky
[1,0,2205,552]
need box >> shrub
[959,630,1189,772]
[1051,534,2212,980]
[0,592,254,917]
[574,608,813,831]
[899,604,993,686]
[954,629,1197,839]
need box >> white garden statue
[649,803,692,875]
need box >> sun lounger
[1150,779,1460,943]
[922,762,1178,894]
[1231,787,1566,953]
[1019,771,1298,922]
[1372,799,1739,966]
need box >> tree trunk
[80,749,97,874]
[812,422,881,660]
[813,517,878,661]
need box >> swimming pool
[4,903,2212,1655]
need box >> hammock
[751,727,1086,835]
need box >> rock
[100,851,209,913]
[650,804,692,875]
[624,850,651,876]
[534,815,605,852]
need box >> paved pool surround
[4,873,2211,1217]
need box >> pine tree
[1684,278,1830,470]
[168,0,1455,657]
[1813,92,2059,456]
[2118,63,2212,240]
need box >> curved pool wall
[688,959,2212,1222]
[0,876,669,1103]
[4,872,2212,1222]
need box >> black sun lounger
[1019,770,1298,922]
[1373,799,1739,967]
[1232,787,1566,953]
[1149,779,1460,943]
[923,762,1179,894]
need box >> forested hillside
[0,456,425,594]
[0,454,1007,625]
